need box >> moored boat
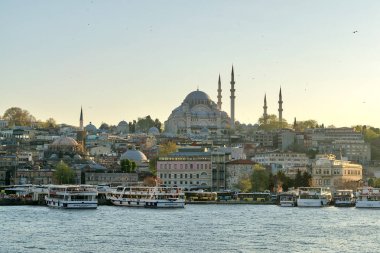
[333,190,355,207]
[107,186,185,208]
[279,192,297,207]
[45,185,98,209]
[297,187,332,207]
[355,187,380,208]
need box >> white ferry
[355,187,380,208]
[279,192,297,207]
[45,185,98,209]
[297,187,332,207]
[333,190,355,207]
[108,186,185,208]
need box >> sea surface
[1,205,379,253]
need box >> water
[1,205,379,253]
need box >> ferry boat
[297,187,332,207]
[279,192,297,207]
[355,187,380,208]
[108,186,185,208]
[333,190,355,207]
[45,185,98,209]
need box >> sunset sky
[1,1,380,128]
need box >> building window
[185,164,188,169]
[185,174,187,178]
[180,164,183,169]
[190,164,193,169]
[174,164,177,169]
[174,174,177,179]
[180,174,183,178]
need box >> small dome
[85,122,97,133]
[184,90,212,105]
[120,148,148,163]
[148,127,160,135]
[118,120,128,127]
[51,136,78,147]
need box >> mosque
[164,66,237,136]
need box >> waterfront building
[0,155,18,185]
[84,172,138,186]
[15,167,54,185]
[157,147,212,190]
[211,149,232,191]
[252,151,309,173]
[225,159,255,190]
[311,154,363,191]
[0,119,8,129]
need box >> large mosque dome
[164,89,230,136]
[184,90,212,105]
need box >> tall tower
[263,94,268,124]
[217,74,222,110]
[278,87,283,129]
[230,66,236,129]
[79,106,84,130]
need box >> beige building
[311,154,362,191]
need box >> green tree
[236,177,252,192]
[301,172,312,187]
[159,141,177,156]
[251,164,270,192]
[53,161,76,184]
[149,157,158,176]
[294,170,303,188]
[3,107,36,126]
[258,114,289,130]
[294,120,318,131]
[120,159,136,173]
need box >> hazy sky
[1,1,380,128]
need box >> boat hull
[334,201,355,207]
[355,201,380,208]
[46,199,98,209]
[110,198,185,208]
[280,201,296,207]
[297,199,328,207]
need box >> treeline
[236,164,311,193]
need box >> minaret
[278,87,283,129]
[79,106,84,130]
[230,66,236,129]
[293,117,297,129]
[263,94,268,124]
[217,74,222,110]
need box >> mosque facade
[164,67,236,136]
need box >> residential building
[157,147,212,190]
[311,154,363,191]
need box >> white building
[252,152,309,173]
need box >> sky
[1,1,380,128]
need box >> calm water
[1,205,379,253]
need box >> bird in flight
[353,30,358,33]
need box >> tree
[294,120,318,131]
[120,159,136,173]
[159,141,177,156]
[258,114,289,130]
[294,170,303,188]
[3,107,36,126]
[301,172,312,187]
[149,157,158,176]
[53,161,76,184]
[251,164,270,192]
[236,177,252,192]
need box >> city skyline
[1,1,380,128]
